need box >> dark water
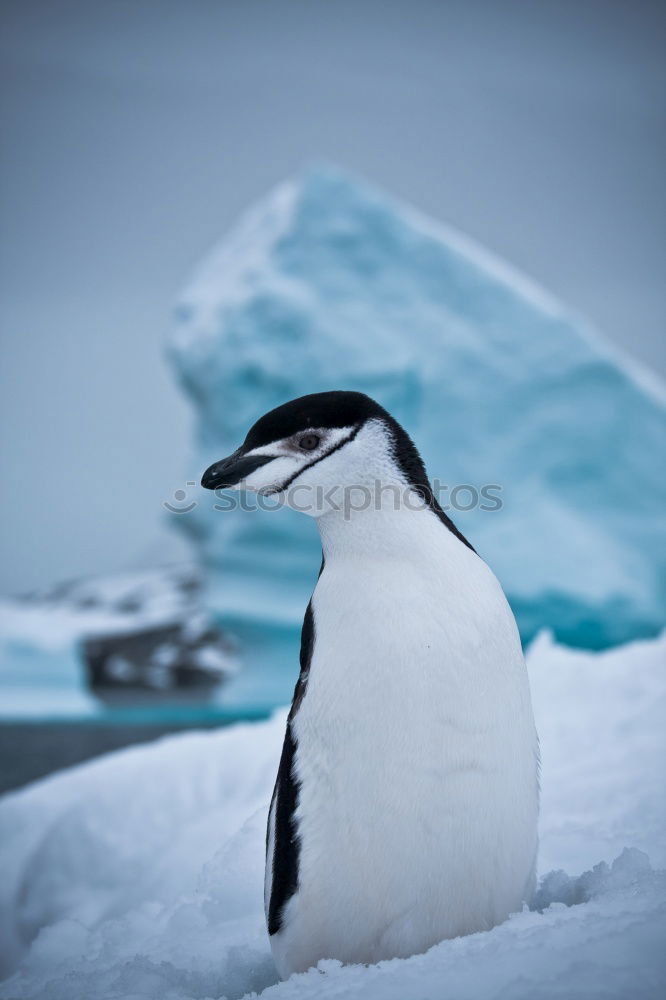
[0,721,248,795]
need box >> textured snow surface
[0,631,664,999]
[170,166,666,666]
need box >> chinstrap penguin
[202,391,539,979]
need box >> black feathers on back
[266,564,320,937]
[266,720,300,937]
[381,411,476,552]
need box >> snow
[169,166,666,708]
[0,630,664,999]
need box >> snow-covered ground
[0,632,664,1000]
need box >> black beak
[201,449,273,490]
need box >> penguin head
[201,390,475,547]
[201,390,427,516]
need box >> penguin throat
[316,494,439,561]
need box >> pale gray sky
[1,0,664,594]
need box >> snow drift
[169,166,666,704]
[0,631,664,999]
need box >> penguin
[201,390,539,979]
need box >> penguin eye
[298,434,320,451]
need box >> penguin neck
[309,420,472,564]
[316,489,443,563]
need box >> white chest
[271,526,539,976]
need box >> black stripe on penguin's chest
[266,585,316,936]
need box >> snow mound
[258,853,665,1000]
[0,631,664,999]
[169,166,666,707]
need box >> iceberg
[0,568,237,722]
[169,165,666,703]
[1,631,664,998]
